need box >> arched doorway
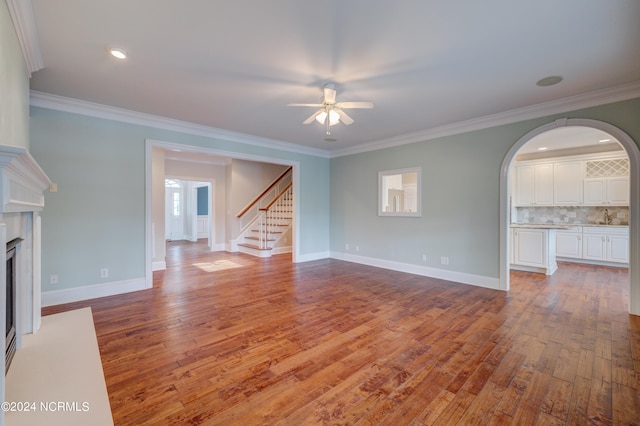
[500,118,640,315]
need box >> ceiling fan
[287,84,374,135]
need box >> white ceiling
[518,127,622,154]
[28,0,640,154]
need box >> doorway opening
[164,178,212,245]
[145,139,300,286]
[500,118,640,315]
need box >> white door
[583,234,606,261]
[584,179,606,205]
[554,161,583,205]
[607,177,629,205]
[165,180,184,241]
[556,232,582,259]
[514,165,534,206]
[608,234,629,263]
[514,229,545,267]
[533,163,554,205]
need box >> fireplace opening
[5,238,22,374]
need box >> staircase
[235,167,293,258]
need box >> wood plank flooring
[43,240,640,425]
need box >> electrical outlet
[355,245,360,252]
[49,274,58,285]
[100,268,109,278]
[422,254,427,262]
[617,212,626,218]
[345,243,349,250]
[440,256,449,265]
[568,212,577,218]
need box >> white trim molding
[41,277,147,307]
[331,251,500,290]
[0,145,52,213]
[499,118,640,315]
[5,0,44,74]
[331,81,640,158]
[30,91,331,158]
[31,82,640,160]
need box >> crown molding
[29,91,331,159]
[331,80,640,158]
[31,80,640,161]
[5,0,43,75]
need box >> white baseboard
[295,251,330,263]
[152,260,166,271]
[42,277,148,307]
[272,245,292,255]
[330,251,501,290]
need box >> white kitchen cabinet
[554,161,583,205]
[607,177,630,205]
[514,163,553,206]
[556,227,582,259]
[582,226,629,264]
[584,177,629,206]
[608,232,630,263]
[511,227,557,274]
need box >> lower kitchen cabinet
[555,228,582,259]
[511,227,558,275]
[582,226,629,264]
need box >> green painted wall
[330,98,640,279]
[30,107,330,291]
[28,96,640,293]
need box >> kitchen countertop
[511,223,628,229]
[510,223,572,229]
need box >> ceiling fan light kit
[288,83,373,136]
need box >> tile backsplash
[514,206,629,226]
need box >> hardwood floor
[43,240,640,425]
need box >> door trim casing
[499,118,640,315]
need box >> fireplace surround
[4,237,21,374]
[0,145,51,422]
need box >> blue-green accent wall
[330,98,640,279]
[28,98,640,294]
[30,106,330,291]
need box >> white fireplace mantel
[0,145,51,213]
[0,145,51,426]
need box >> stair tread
[245,235,275,241]
[238,243,272,251]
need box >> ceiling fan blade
[323,85,337,104]
[287,103,324,107]
[337,109,354,125]
[336,101,374,109]
[303,110,323,124]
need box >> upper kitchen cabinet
[514,163,553,206]
[554,161,583,205]
[513,153,629,208]
[583,158,629,206]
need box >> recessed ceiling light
[536,76,563,87]
[109,48,127,60]
[324,138,337,142]
[537,147,548,151]
[598,138,611,143]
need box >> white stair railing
[257,183,293,249]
